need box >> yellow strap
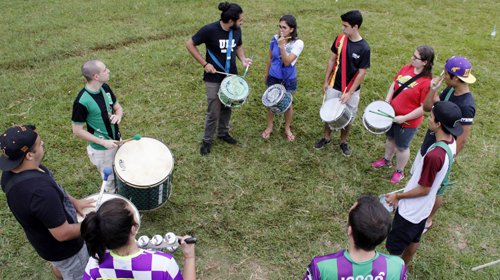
[329,35,346,88]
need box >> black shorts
[386,208,427,255]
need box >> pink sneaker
[371,158,392,169]
[390,171,404,183]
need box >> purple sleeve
[400,263,408,280]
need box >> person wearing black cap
[383,101,463,265]
[0,125,94,280]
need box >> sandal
[286,132,295,141]
[262,130,271,139]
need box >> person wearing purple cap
[0,125,94,280]
[385,101,463,265]
[410,56,476,234]
[302,194,407,280]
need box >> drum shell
[114,137,174,212]
[362,101,395,134]
[218,76,250,108]
[262,88,293,115]
[77,193,141,223]
[320,98,353,130]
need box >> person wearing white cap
[411,56,476,234]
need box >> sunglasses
[277,25,288,29]
[412,54,423,60]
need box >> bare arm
[72,123,118,149]
[393,104,425,124]
[234,45,252,68]
[68,194,95,218]
[339,68,368,104]
[423,76,443,112]
[385,185,431,207]
[456,124,472,155]
[109,102,123,124]
[263,50,272,84]
[323,52,337,92]
[385,82,396,102]
[48,221,81,242]
[277,36,297,66]
[186,38,216,74]
[179,236,196,280]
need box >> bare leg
[395,148,411,171]
[52,265,63,280]
[284,104,294,140]
[324,123,332,140]
[426,195,443,228]
[385,139,396,160]
[264,110,274,135]
[340,123,351,143]
[401,242,420,266]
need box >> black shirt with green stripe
[72,83,120,150]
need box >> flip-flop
[422,221,433,234]
[262,130,271,139]
[286,132,295,141]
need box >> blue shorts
[266,75,297,93]
[385,123,418,150]
[386,209,427,255]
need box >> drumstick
[431,70,445,88]
[243,55,254,78]
[116,134,141,145]
[215,71,236,76]
[387,188,405,194]
[472,258,500,271]
[95,167,113,211]
[377,110,410,126]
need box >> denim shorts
[266,75,297,93]
[385,123,418,150]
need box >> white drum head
[363,101,395,129]
[77,193,141,223]
[320,98,346,122]
[262,84,286,107]
[114,137,174,187]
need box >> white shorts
[87,145,118,192]
[325,87,361,123]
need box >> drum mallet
[215,71,236,76]
[95,167,113,211]
[243,55,254,78]
[472,259,500,271]
[431,70,445,88]
[116,134,141,145]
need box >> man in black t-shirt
[314,10,370,156]
[0,125,94,280]
[412,56,476,233]
[186,2,252,156]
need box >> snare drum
[218,75,250,107]
[77,193,140,223]
[319,98,353,130]
[363,101,395,134]
[262,84,293,115]
[379,194,395,213]
[114,137,174,211]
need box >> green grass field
[1,0,500,279]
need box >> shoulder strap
[2,170,53,196]
[429,141,455,187]
[328,34,346,88]
[206,29,233,73]
[391,72,424,102]
[443,87,455,101]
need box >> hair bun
[218,2,230,12]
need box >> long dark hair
[417,45,435,79]
[280,14,298,40]
[81,198,138,264]
[218,2,242,23]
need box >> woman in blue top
[262,15,304,141]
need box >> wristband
[180,256,195,261]
[203,62,208,68]
[396,193,400,200]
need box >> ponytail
[218,2,242,23]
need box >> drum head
[363,101,395,129]
[320,98,346,122]
[114,137,174,187]
[262,84,286,107]
[77,193,141,223]
[220,76,249,100]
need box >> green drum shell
[114,137,174,212]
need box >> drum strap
[328,34,358,94]
[390,72,423,102]
[428,141,455,188]
[207,29,233,73]
[2,170,53,196]
[443,87,455,101]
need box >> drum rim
[262,84,287,107]
[320,98,350,122]
[220,75,250,99]
[113,136,175,188]
[362,100,394,134]
[81,193,142,224]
